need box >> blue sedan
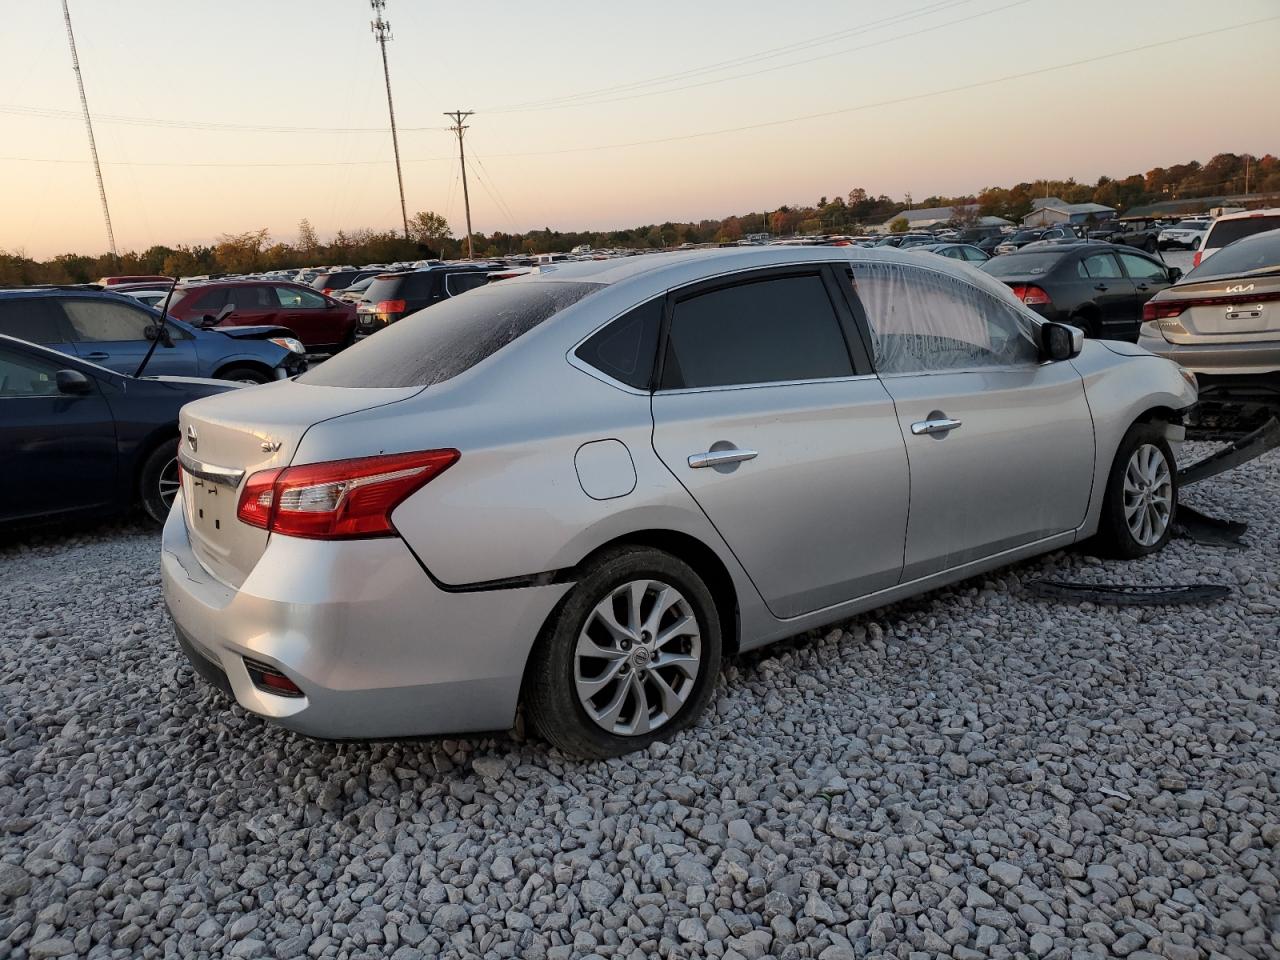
[0,333,241,527]
[0,287,307,382]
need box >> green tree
[297,218,320,252]
[889,217,909,234]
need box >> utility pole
[444,110,475,259]
[61,0,116,259]
[370,0,409,239]
[1244,154,1251,197]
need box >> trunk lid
[1151,276,1280,343]
[177,379,422,587]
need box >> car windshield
[300,280,602,388]
[1174,220,1205,229]
[982,252,1063,276]
[1183,229,1280,281]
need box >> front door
[57,296,198,377]
[271,285,345,349]
[845,260,1094,581]
[0,346,117,523]
[1076,251,1137,337]
[650,269,910,619]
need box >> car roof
[1209,207,1280,223]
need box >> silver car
[163,247,1197,757]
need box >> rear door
[1076,251,1137,337]
[845,260,1094,581]
[222,284,280,327]
[0,344,117,522]
[1117,251,1174,326]
[56,296,198,377]
[650,267,909,619]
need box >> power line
[5,17,1273,171]
[480,0,970,112]
[0,155,451,168]
[0,102,450,134]
[60,0,116,257]
[445,111,476,259]
[370,1,409,239]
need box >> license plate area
[185,472,238,536]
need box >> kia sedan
[163,247,1196,757]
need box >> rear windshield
[1206,216,1280,250]
[1185,229,1280,280]
[982,252,1063,277]
[300,280,602,388]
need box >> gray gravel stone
[0,443,1276,960]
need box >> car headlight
[269,337,306,355]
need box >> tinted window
[575,297,663,390]
[1078,253,1123,279]
[660,274,851,390]
[1174,220,1206,229]
[0,299,63,344]
[226,286,272,311]
[444,273,489,297]
[1184,229,1280,280]
[300,281,601,388]
[851,261,1039,374]
[60,299,152,342]
[274,286,328,308]
[188,287,228,311]
[0,347,66,397]
[1118,252,1168,281]
[1205,215,1280,251]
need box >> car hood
[214,324,294,340]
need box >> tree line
[2,152,1273,286]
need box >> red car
[165,280,357,352]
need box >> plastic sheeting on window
[849,261,1040,374]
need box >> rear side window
[1078,253,1122,279]
[1205,215,1280,251]
[1118,252,1168,281]
[660,274,852,390]
[226,286,272,310]
[0,299,63,344]
[575,297,663,390]
[445,273,489,297]
[300,281,602,388]
[188,288,228,311]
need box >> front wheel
[139,438,181,525]
[215,364,272,385]
[1094,422,1177,558]
[525,547,722,758]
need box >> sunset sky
[2,0,1277,259]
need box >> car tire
[139,438,181,525]
[215,364,272,384]
[1070,311,1100,339]
[1094,421,1178,559]
[525,546,722,758]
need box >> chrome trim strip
[177,450,245,488]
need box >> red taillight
[322,288,334,296]
[243,657,303,697]
[236,449,459,539]
[1192,251,1202,267]
[1143,301,1187,322]
[1143,291,1279,324]
[1009,284,1052,306]
[374,299,406,314]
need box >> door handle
[688,448,758,469]
[85,352,110,360]
[911,417,962,436]
[1094,284,1108,292]
[1135,283,1150,291]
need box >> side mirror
[1041,322,1083,362]
[56,369,93,395]
[144,324,174,347]
[1168,267,1183,283]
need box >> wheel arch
[211,358,274,381]
[130,425,179,504]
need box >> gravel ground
[1,445,1277,960]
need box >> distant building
[876,203,981,232]
[1021,201,1116,226]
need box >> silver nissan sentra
[163,246,1197,757]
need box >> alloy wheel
[158,457,181,511]
[1122,443,1173,547]
[574,579,701,737]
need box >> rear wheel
[1094,422,1177,558]
[525,547,721,758]
[215,364,272,384]
[139,438,180,525]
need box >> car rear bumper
[1137,332,1280,378]
[161,492,570,739]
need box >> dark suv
[1088,218,1162,252]
[0,288,305,383]
[311,269,381,298]
[355,266,492,338]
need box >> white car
[1194,208,1280,267]
[1158,218,1211,251]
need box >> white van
[1195,208,1280,266]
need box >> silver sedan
[162,247,1197,757]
